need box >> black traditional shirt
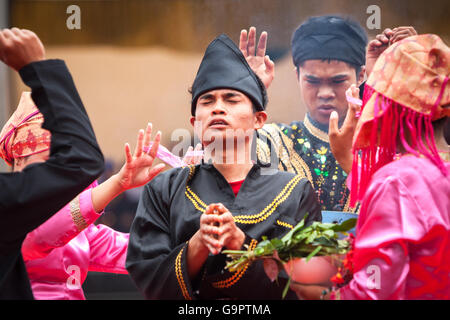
[257,113,357,212]
[0,60,104,299]
[126,163,321,300]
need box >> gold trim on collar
[184,172,304,226]
[304,115,329,143]
[234,175,302,224]
[275,125,314,186]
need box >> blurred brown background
[1,0,449,300]
[4,0,450,165]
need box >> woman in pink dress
[0,92,166,299]
[291,34,449,300]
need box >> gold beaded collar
[303,114,329,143]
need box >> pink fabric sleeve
[337,241,410,300]
[84,224,129,274]
[21,186,103,261]
[336,175,423,300]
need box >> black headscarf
[291,15,368,68]
[191,34,267,116]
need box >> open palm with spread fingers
[328,85,361,174]
[239,27,275,89]
[116,123,166,191]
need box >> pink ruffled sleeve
[337,241,410,300]
[22,183,103,261]
[336,175,424,300]
[84,224,129,274]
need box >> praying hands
[187,203,246,280]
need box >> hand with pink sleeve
[90,123,165,213]
[22,124,165,260]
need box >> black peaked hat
[191,34,267,116]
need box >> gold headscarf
[350,34,449,206]
[0,92,51,166]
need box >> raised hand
[366,26,417,77]
[116,123,166,191]
[389,26,417,44]
[0,28,45,71]
[239,27,275,89]
[328,84,361,174]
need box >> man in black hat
[126,34,321,300]
[240,17,416,212]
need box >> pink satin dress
[336,156,449,300]
[21,181,129,300]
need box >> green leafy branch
[223,214,356,298]
[223,214,356,273]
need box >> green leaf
[293,232,309,242]
[317,223,335,230]
[322,229,335,238]
[258,239,271,247]
[254,247,266,256]
[337,239,350,248]
[256,239,273,255]
[305,230,317,244]
[282,276,292,299]
[305,245,322,262]
[270,238,284,251]
[281,216,308,246]
[330,218,357,232]
[313,236,335,246]
[281,215,307,244]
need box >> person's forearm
[91,174,125,213]
[22,186,101,260]
[187,231,210,280]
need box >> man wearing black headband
[241,17,416,212]
[126,34,321,299]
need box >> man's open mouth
[208,119,229,127]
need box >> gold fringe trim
[212,240,258,289]
[276,220,294,229]
[175,246,192,300]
